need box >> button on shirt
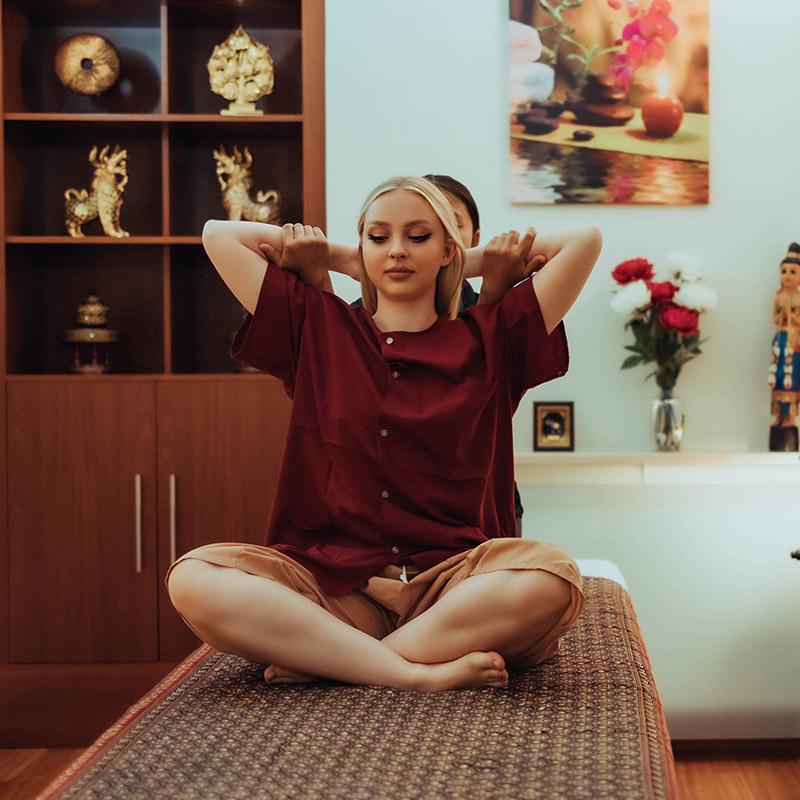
[231,264,569,597]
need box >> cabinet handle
[169,473,177,565]
[134,474,142,575]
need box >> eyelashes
[367,234,432,244]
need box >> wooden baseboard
[672,738,800,758]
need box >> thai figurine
[212,145,281,224]
[768,242,800,450]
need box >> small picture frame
[533,401,574,451]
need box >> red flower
[658,303,699,336]
[648,280,678,303]
[611,257,655,285]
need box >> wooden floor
[1,742,798,799]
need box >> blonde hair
[356,176,465,319]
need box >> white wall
[325,0,800,737]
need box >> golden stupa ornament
[64,144,130,238]
[54,33,120,96]
[213,145,281,223]
[207,26,274,116]
[62,292,120,374]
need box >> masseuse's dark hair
[424,174,480,234]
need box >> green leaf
[622,355,644,369]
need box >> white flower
[673,283,718,312]
[610,280,651,315]
[663,251,704,283]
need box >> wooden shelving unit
[0,0,322,747]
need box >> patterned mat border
[37,644,218,799]
[38,577,679,800]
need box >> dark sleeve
[500,276,569,403]
[230,263,309,397]
[459,279,478,311]
[514,483,524,518]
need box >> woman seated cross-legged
[165,175,602,692]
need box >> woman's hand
[258,223,330,290]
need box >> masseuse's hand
[259,224,330,289]
[479,228,545,304]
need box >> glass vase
[651,391,685,451]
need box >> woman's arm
[516,227,603,335]
[202,220,279,315]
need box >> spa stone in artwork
[571,73,634,126]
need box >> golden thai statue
[64,144,129,238]
[207,26,274,116]
[768,242,800,450]
[212,145,281,224]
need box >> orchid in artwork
[606,0,679,92]
[534,0,679,99]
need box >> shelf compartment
[5,243,164,374]
[169,120,302,236]
[4,120,163,236]
[166,0,301,115]
[3,0,162,113]
[4,112,303,122]
[169,243,251,374]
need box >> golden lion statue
[64,144,129,238]
[212,145,281,223]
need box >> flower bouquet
[610,254,718,449]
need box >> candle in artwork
[642,72,684,137]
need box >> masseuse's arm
[479,227,603,335]
[202,219,279,315]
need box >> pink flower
[640,12,678,40]
[607,0,622,8]
[610,66,633,90]
[647,0,672,17]
[658,303,700,336]
[625,34,648,66]
[622,21,641,40]
[612,257,655,285]
[643,38,666,66]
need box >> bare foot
[263,664,326,685]
[412,651,509,692]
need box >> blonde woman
[165,176,602,693]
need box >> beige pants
[164,537,585,667]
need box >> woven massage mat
[40,577,678,800]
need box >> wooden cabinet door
[157,378,291,660]
[7,382,158,663]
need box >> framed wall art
[533,401,575,451]
[509,0,709,205]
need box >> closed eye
[367,234,432,244]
